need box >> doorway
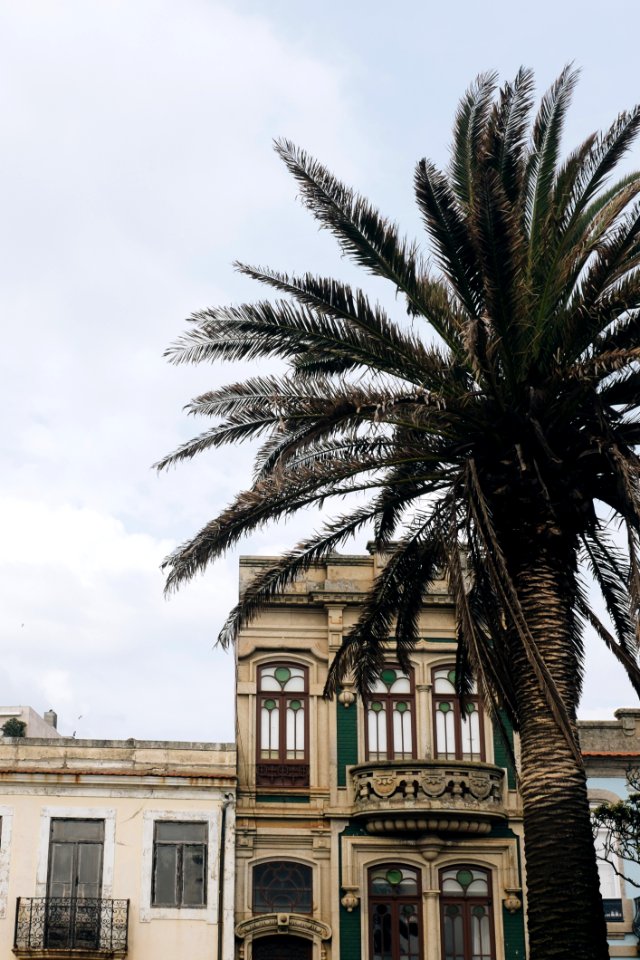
[253,934,313,960]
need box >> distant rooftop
[0,706,61,739]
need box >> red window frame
[431,665,485,761]
[364,665,417,761]
[256,662,309,788]
[368,863,423,960]
[439,865,496,960]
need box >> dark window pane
[153,844,178,906]
[51,819,104,842]
[76,843,102,898]
[155,821,207,843]
[253,861,312,914]
[182,845,206,906]
[48,843,74,898]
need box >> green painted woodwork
[336,699,358,788]
[338,824,368,960]
[492,709,517,789]
[502,904,526,959]
[255,794,310,803]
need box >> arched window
[440,866,495,960]
[256,663,309,787]
[365,667,416,761]
[368,864,422,960]
[432,666,484,761]
[252,860,313,914]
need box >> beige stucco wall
[0,737,236,960]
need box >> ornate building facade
[233,551,527,960]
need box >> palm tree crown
[158,67,640,959]
[159,66,640,732]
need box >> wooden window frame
[256,662,310,788]
[439,865,496,960]
[431,665,486,761]
[151,821,207,909]
[368,863,423,960]
[364,665,417,762]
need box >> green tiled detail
[337,700,358,787]
[488,823,522,884]
[502,904,526,959]
[255,794,310,803]
[492,710,517,789]
[339,824,368,960]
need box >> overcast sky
[1,0,639,742]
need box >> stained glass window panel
[253,861,312,914]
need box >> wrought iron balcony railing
[350,759,507,834]
[602,897,623,922]
[14,897,129,955]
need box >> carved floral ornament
[235,913,332,941]
[353,762,504,806]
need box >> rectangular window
[365,667,416,761]
[152,822,207,908]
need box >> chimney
[44,709,58,730]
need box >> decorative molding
[0,805,13,918]
[235,912,331,941]
[340,886,360,912]
[351,760,506,835]
[503,888,523,913]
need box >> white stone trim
[139,808,220,923]
[35,806,116,898]
[0,805,14,918]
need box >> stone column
[423,889,441,960]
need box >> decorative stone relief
[340,887,360,912]
[503,889,523,913]
[350,760,507,834]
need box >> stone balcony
[350,759,507,835]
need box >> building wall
[580,709,640,958]
[0,736,236,959]
[0,706,61,739]
[234,553,526,960]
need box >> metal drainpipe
[217,793,234,960]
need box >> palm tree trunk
[507,547,609,960]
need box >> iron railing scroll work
[14,897,129,955]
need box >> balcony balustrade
[14,897,129,957]
[350,759,507,834]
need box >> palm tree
[157,68,640,958]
